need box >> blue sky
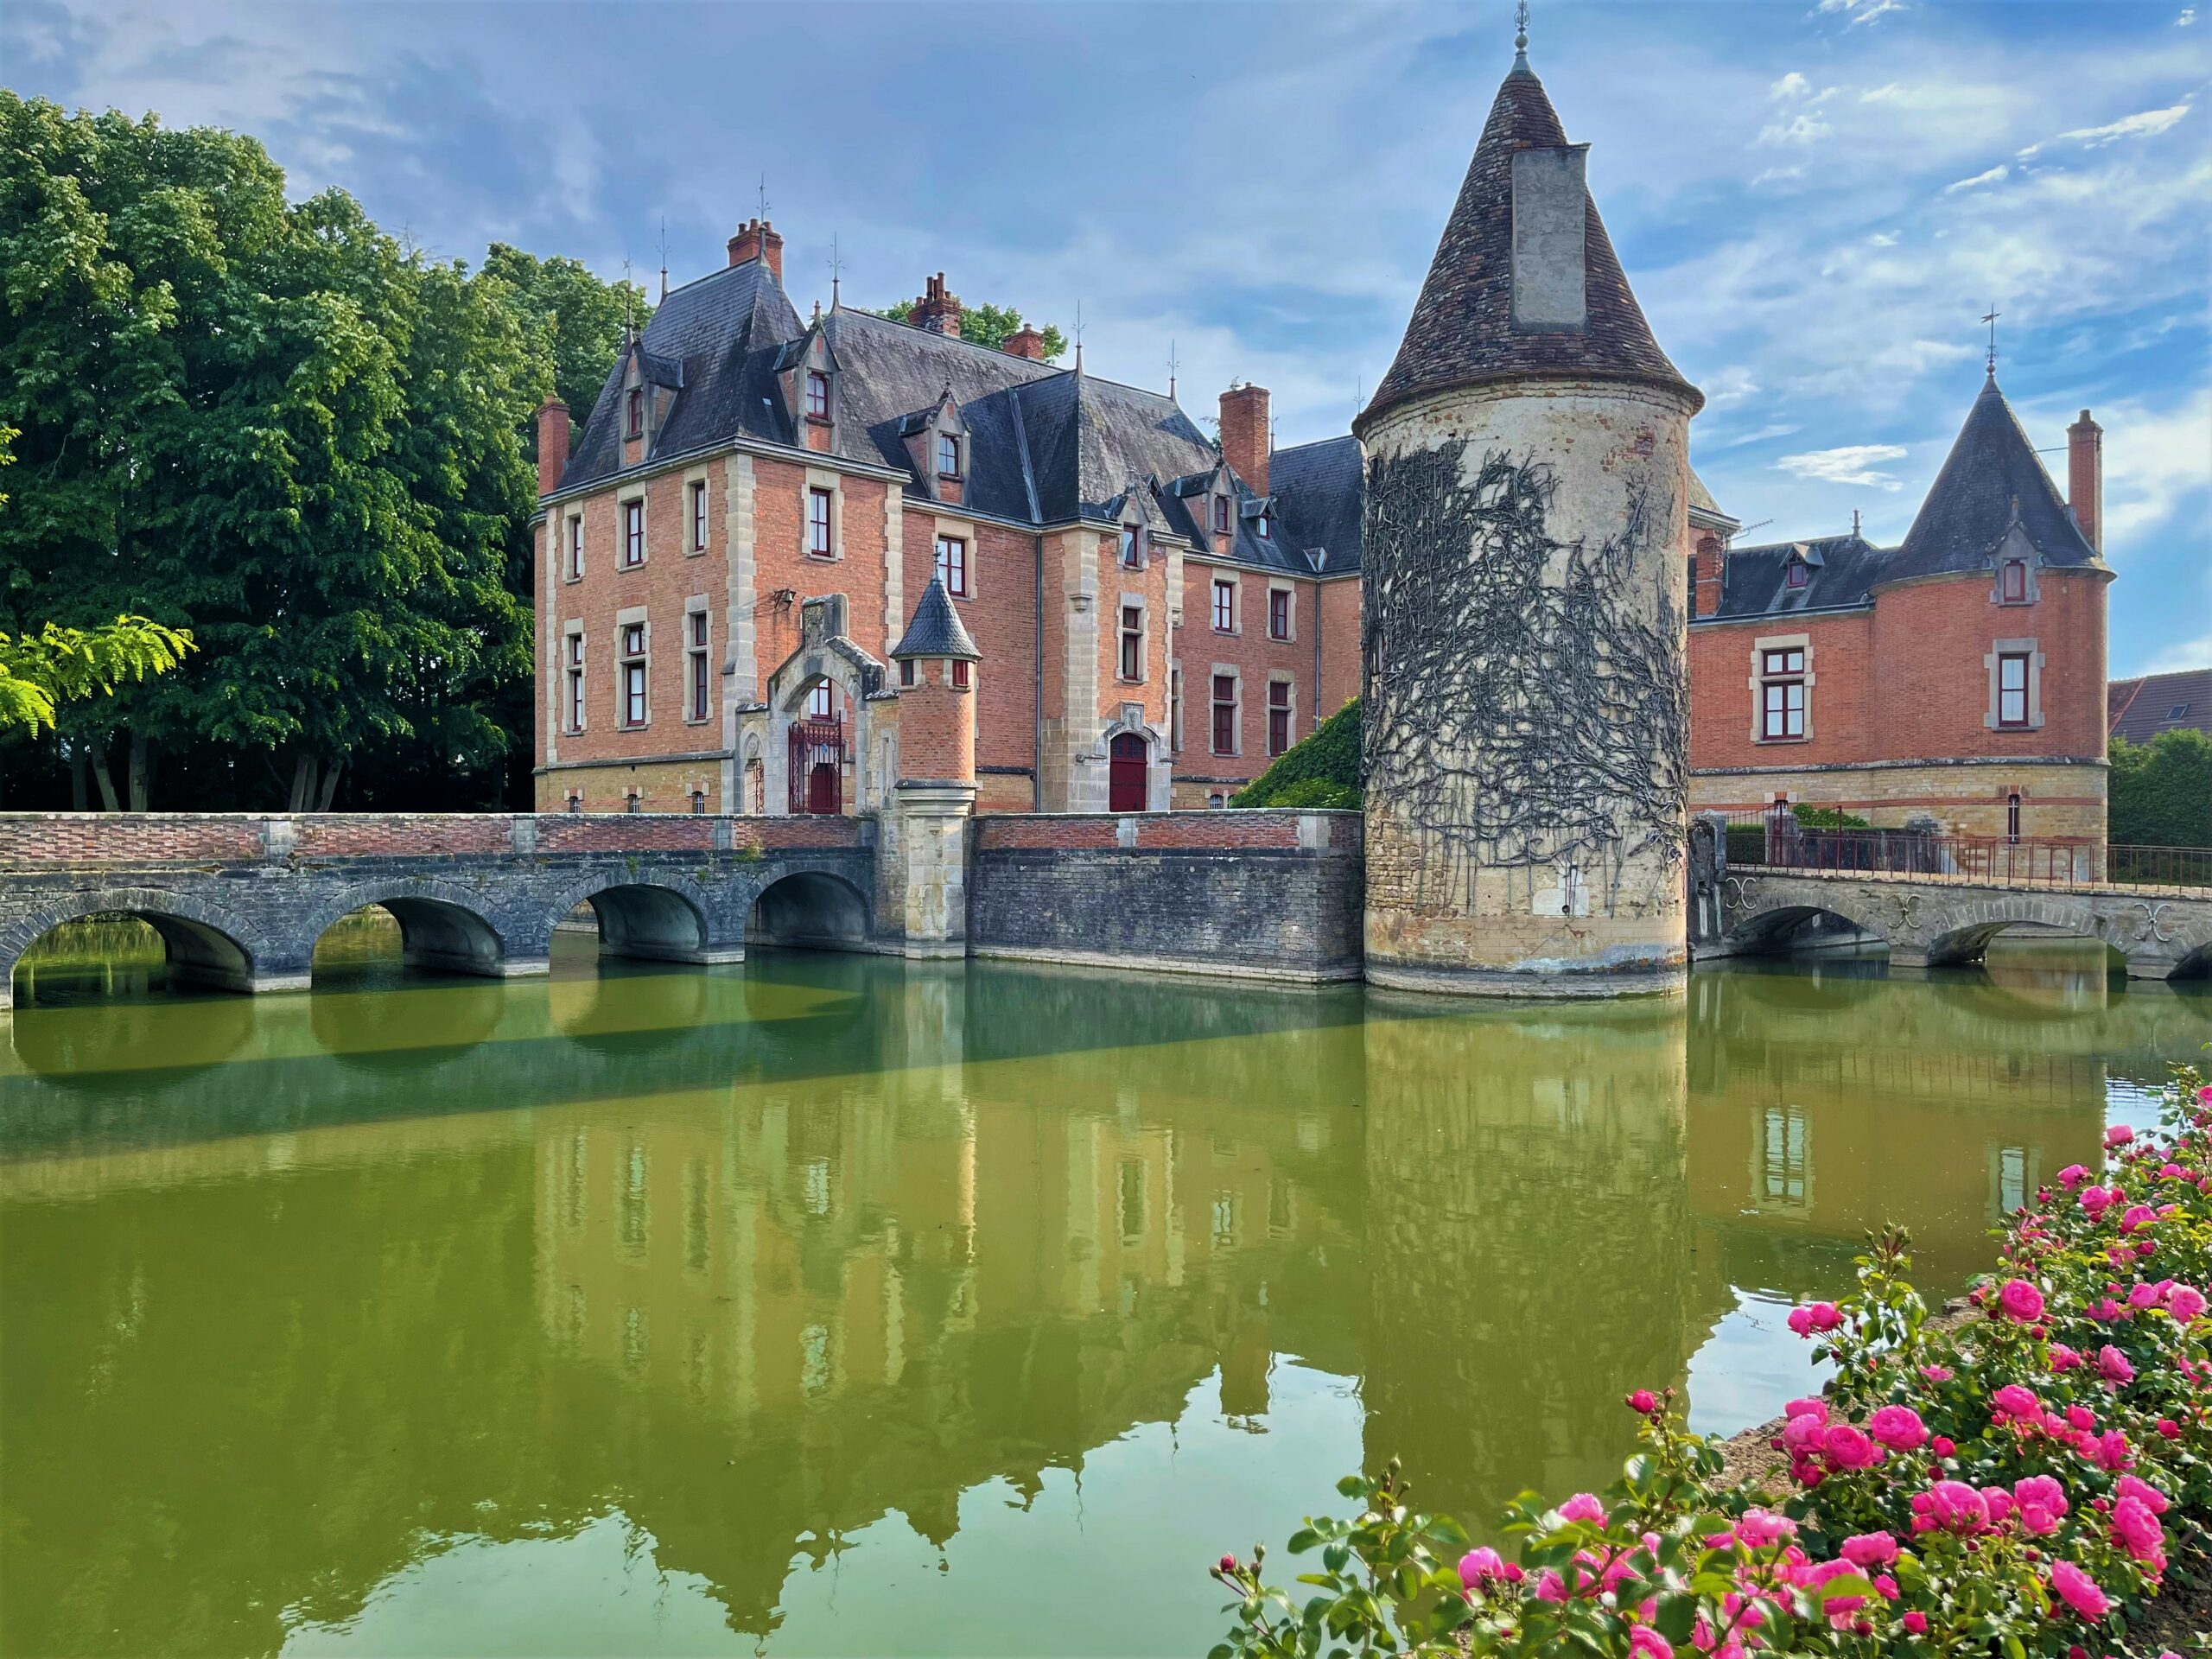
[8,0,2207,675]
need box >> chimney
[726,218,785,283]
[1218,383,1271,497]
[2068,408,2103,555]
[912,272,963,337]
[535,397,570,497]
[1003,321,1046,360]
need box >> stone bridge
[0,813,880,1011]
[1705,867,2212,982]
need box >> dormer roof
[1892,373,2101,579]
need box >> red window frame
[805,370,830,421]
[566,635,586,732]
[622,499,644,567]
[1212,496,1230,536]
[1268,680,1291,756]
[688,612,709,721]
[1119,604,1142,683]
[1997,652,2030,728]
[1268,588,1290,641]
[626,387,643,439]
[951,658,970,690]
[2000,559,2028,602]
[806,681,834,719]
[807,487,834,557]
[1785,561,1809,590]
[566,516,582,580]
[935,535,968,597]
[1758,647,1806,741]
[1211,674,1236,755]
[1211,580,1235,633]
[690,480,708,551]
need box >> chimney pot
[535,397,570,498]
[2067,408,2103,555]
[913,273,964,336]
[726,218,785,283]
[1003,322,1046,360]
[1218,383,1271,498]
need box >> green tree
[2110,728,2212,849]
[0,616,193,733]
[482,243,650,454]
[880,297,1067,362]
[1231,697,1362,809]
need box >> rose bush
[1208,1066,2211,1657]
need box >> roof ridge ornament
[1981,302,2000,382]
[1514,0,1530,67]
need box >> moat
[3,928,2206,1656]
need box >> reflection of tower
[1357,995,1723,1521]
[1354,30,1701,996]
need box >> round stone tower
[1352,30,1703,997]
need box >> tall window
[687,612,710,721]
[1254,512,1270,540]
[1119,604,1142,683]
[1268,588,1290,641]
[1120,527,1140,568]
[621,499,645,567]
[1785,560,1808,589]
[805,370,830,420]
[1997,652,2030,728]
[806,682,834,719]
[2006,791,2022,844]
[690,480,709,552]
[620,624,647,727]
[951,658,970,690]
[807,487,834,557]
[1170,666,1183,752]
[566,516,583,581]
[1212,496,1230,536]
[937,434,961,478]
[1211,578,1235,633]
[626,386,644,439]
[566,634,586,732]
[1759,647,1806,741]
[935,535,968,597]
[899,658,916,688]
[1268,680,1291,756]
[2000,559,2028,602]
[1211,673,1237,755]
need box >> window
[565,791,582,815]
[624,789,641,814]
[1254,512,1270,540]
[1268,588,1290,641]
[690,788,707,815]
[1687,556,1698,616]
[805,681,834,720]
[1120,526,1140,568]
[805,370,830,421]
[951,658,970,690]
[1211,578,1235,633]
[1211,673,1237,754]
[935,535,968,597]
[807,487,833,557]
[565,634,586,733]
[620,623,647,728]
[2000,559,2028,602]
[937,434,961,478]
[899,658,916,687]
[1759,646,1806,741]
[1268,680,1291,756]
[565,516,583,581]
[690,480,709,552]
[1997,652,2030,728]
[1758,1106,1809,1211]
[1119,604,1142,683]
[1785,560,1808,590]
[1170,667,1183,753]
[626,386,643,439]
[621,499,645,568]
[2006,791,2022,844]
[686,611,709,721]
[1212,496,1230,536]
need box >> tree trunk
[127,730,150,812]
[287,753,318,814]
[315,759,345,812]
[69,745,89,812]
[92,741,122,813]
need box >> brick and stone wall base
[1690,759,2107,848]
[968,810,1363,982]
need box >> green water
[2,926,2206,1657]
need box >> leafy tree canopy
[880,297,1067,363]
[0,617,194,732]
[1231,697,1362,810]
[2110,728,2212,849]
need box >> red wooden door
[808,761,840,816]
[1109,734,1147,813]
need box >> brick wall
[894,665,973,782]
[1174,559,1321,798]
[0,815,266,864]
[296,817,512,856]
[904,508,1037,787]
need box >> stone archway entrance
[1109,733,1148,813]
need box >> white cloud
[1770,71,1812,99]
[1751,164,1806,186]
[1776,444,1911,488]
[2138,632,2212,676]
[1759,111,1832,146]
[1945,163,2010,193]
[2084,387,2212,548]
[2054,100,2195,147]
[1819,0,1905,26]
[2178,8,2198,26]
[1867,230,1899,247]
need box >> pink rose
[1628,1629,1673,1659]
[1459,1547,1507,1591]
[1902,1611,1928,1635]
[2120,1204,2158,1234]
[2065,1403,2096,1432]
[1992,1383,2040,1421]
[2097,1344,2134,1384]
[1927,1480,1987,1533]
[2056,1163,2090,1191]
[2013,1474,2068,1517]
[1783,1396,1827,1421]
[1736,1509,1796,1548]
[1840,1532,1897,1568]
[2081,1185,2115,1218]
[2049,1343,2083,1372]
[2093,1428,2133,1471]
[1998,1278,2045,1322]
[2166,1284,2205,1323]
[1868,1405,1928,1450]
[1919,1365,1953,1382]
[2105,1123,2133,1147]
[1823,1424,1879,1470]
[1625,1388,1658,1414]
[1782,1413,1827,1455]
[2113,1497,2165,1564]
[1930,1435,1955,1458]
[2115,1473,2169,1515]
[2050,1560,2110,1620]
[1559,1492,1605,1523]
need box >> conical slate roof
[891,575,981,660]
[1891,373,2101,577]
[1357,56,1697,435]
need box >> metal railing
[1717,812,2212,893]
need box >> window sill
[563,574,584,584]
[685,546,708,558]
[1268,633,1292,645]
[620,721,652,733]
[619,560,646,572]
[937,473,963,484]
[805,550,840,562]
[1755,735,1809,746]
[683,715,712,727]
[804,414,833,427]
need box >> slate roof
[1702,374,2107,622]
[1357,54,1697,436]
[2107,669,2212,742]
[892,575,981,660]
[553,253,1364,578]
[1688,467,1738,530]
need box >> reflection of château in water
[0,947,2200,1653]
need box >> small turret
[889,577,980,957]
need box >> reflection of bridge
[1699,865,2212,982]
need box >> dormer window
[1255,513,1270,540]
[2000,559,2028,603]
[626,387,644,440]
[937,434,961,479]
[1785,561,1809,590]
[1120,527,1140,568]
[1213,496,1230,536]
[806,370,830,421]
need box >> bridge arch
[1,887,276,1007]
[300,880,523,982]
[538,872,736,965]
[1717,886,1894,961]
[748,865,874,952]
[1922,896,2125,968]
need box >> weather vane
[1167,338,1179,400]
[758,174,770,221]
[1074,300,1085,372]
[657,218,669,302]
[1981,302,2000,375]
[829,233,844,307]
[1515,1,1529,53]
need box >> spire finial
[829,233,844,308]
[621,253,634,334]
[1515,1,1529,58]
[758,173,770,222]
[1074,299,1085,373]
[1980,302,2000,378]
[657,218,668,302]
[1167,337,1179,400]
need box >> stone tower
[889,576,980,957]
[1352,30,1703,997]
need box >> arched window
[2000,559,2029,603]
[2006,791,2022,844]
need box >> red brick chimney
[1003,321,1046,360]
[2068,409,2103,555]
[1219,383,1270,497]
[726,218,785,283]
[912,273,963,336]
[535,397,570,497]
